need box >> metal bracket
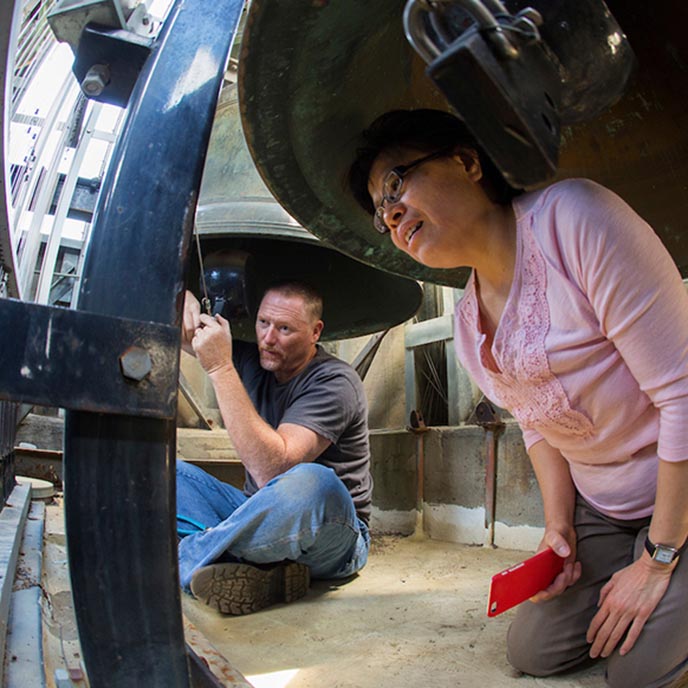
[48,0,134,47]
[71,23,153,106]
[471,398,504,431]
[48,0,155,106]
[0,298,179,419]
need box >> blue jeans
[176,459,370,590]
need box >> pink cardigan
[454,179,688,519]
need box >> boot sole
[190,561,310,615]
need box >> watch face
[654,546,677,564]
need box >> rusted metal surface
[408,409,430,533]
[239,0,468,286]
[0,401,17,510]
[556,1,688,276]
[0,298,179,418]
[58,0,246,685]
[183,617,254,688]
[472,400,505,546]
[14,447,63,489]
[239,0,688,284]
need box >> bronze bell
[238,0,688,284]
[555,0,688,277]
[192,80,423,342]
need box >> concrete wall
[18,289,546,554]
[336,284,545,553]
[369,422,544,552]
[16,411,545,553]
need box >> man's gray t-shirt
[233,341,373,525]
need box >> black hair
[348,109,521,214]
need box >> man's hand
[191,313,234,375]
[182,290,202,355]
[530,525,582,602]
[586,556,673,658]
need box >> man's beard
[259,349,281,371]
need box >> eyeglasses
[373,148,451,234]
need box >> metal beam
[60,0,245,686]
[0,298,179,418]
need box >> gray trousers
[506,496,688,688]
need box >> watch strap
[644,536,688,563]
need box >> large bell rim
[188,234,425,343]
[238,0,471,288]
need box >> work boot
[189,560,310,615]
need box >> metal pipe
[473,400,504,547]
[35,101,102,303]
[484,427,497,545]
[408,409,429,537]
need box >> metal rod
[35,101,103,303]
[484,428,497,545]
[1,0,25,299]
[178,372,213,431]
[471,400,503,547]
[409,410,429,537]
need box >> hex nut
[81,64,111,97]
[119,346,152,382]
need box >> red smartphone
[487,547,565,617]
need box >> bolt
[81,64,111,97]
[119,346,152,382]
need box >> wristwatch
[644,536,687,565]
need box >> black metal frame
[0,0,245,684]
[0,298,179,417]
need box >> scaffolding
[6,0,135,307]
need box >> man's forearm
[209,364,291,486]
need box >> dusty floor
[182,533,606,688]
[43,496,607,688]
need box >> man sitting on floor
[177,280,372,614]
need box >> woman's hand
[586,556,674,658]
[530,525,582,602]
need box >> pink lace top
[454,179,688,519]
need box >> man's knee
[273,463,345,501]
[265,463,355,526]
[176,457,199,480]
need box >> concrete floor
[41,495,609,688]
[182,533,607,688]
